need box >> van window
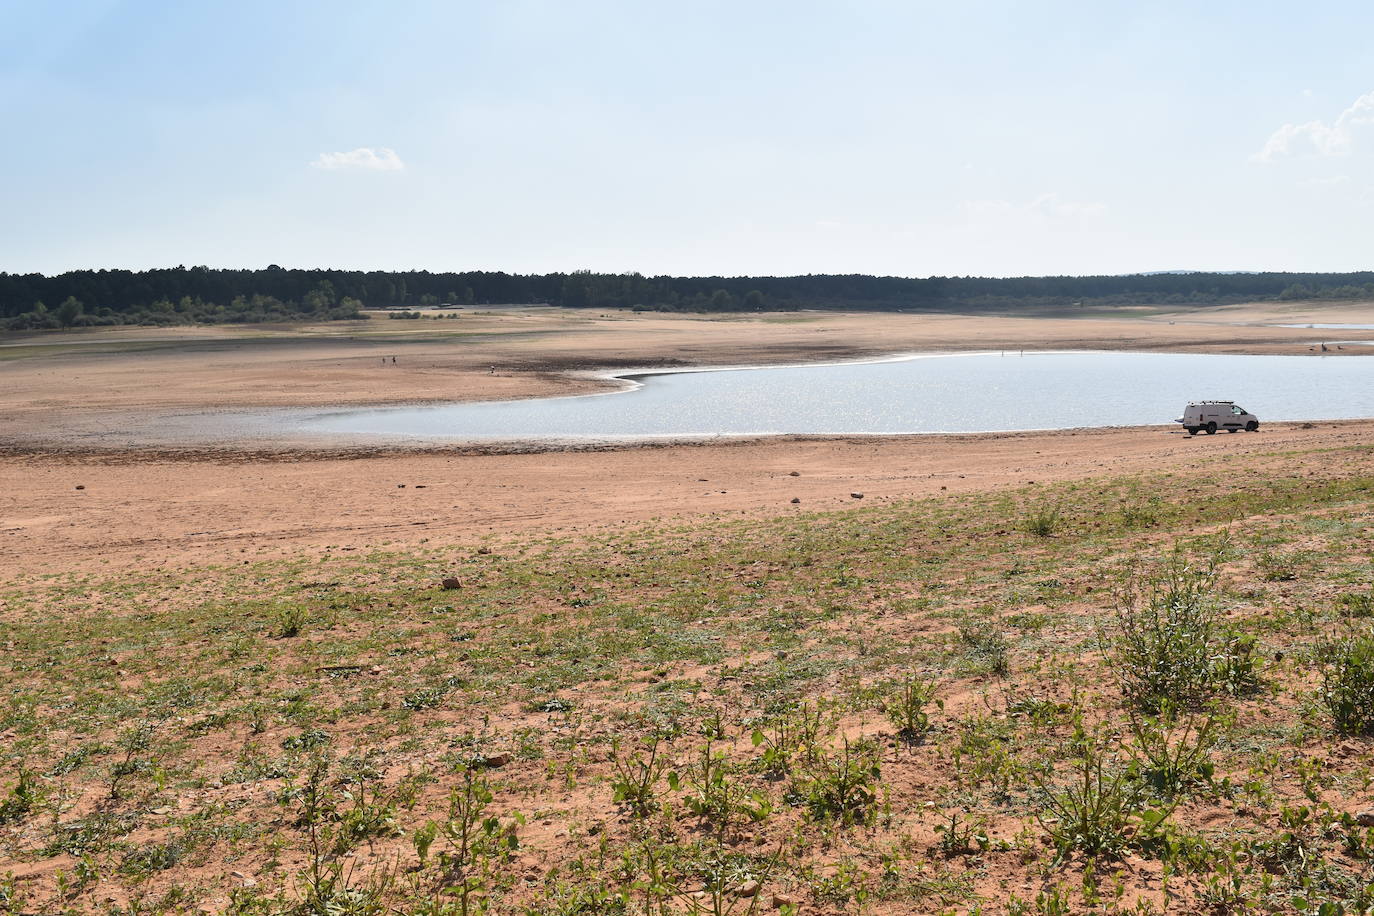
[1231,406,1244,415]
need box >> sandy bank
[5,419,1372,577]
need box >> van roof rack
[1187,400,1235,406]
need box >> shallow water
[284,350,1374,442]
[1276,323,1374,330]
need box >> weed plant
[884,675,940,741]
[797,737,882,826]
[1023,503,1064,538]
[1034,724,1174,860]
[1126,703,1221,798]
[610,735,671,818]
[0,767,41,824]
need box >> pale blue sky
[3,1,1372,277]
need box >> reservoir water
[290,351,1374,442]
[1277,323,1374,330]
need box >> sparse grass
[6,445,1374,911]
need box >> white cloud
[310,147,405,171]
[1253,90,1374,162]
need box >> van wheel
[1205,422,1217,435]
[1186,427,1198,436]
[1246,421,1259,431]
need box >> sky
[2,0,1373,279]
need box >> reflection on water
[292,351,1374,441]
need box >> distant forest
[3,265,1374,330]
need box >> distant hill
[3,266,1373,329]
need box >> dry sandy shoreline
[5,302,1374,577]
[5,418,1374,577]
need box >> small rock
[415,484,427,488]
[850,492,864,499]
[483,752,511,768]
[369,664,384,675]
[75,485,85,490]
[790,497,800,504]
[441,577,462,590]
[772,893,797,909]
[788,471,800,477]
[477,546,492,555]
[734,879,759,898]
[1357,810,1374,827]
[397,484,406,488]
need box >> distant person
[392,356,397,364]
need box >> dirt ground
[4,301,1374,577]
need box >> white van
[1176,401,1259,436]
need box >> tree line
[3,265,1373,330]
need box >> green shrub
[1110,548,1259,712]
[1320,632,1374,734]
[274,604,310,638]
